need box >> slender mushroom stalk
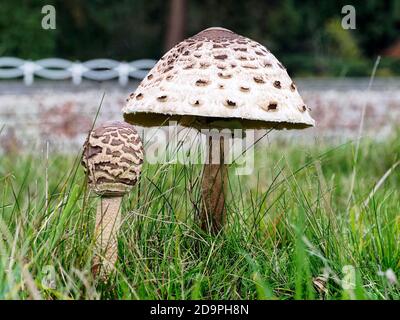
[123,27,315,233]
[82,121,144,278]
[200,135,228,232]
[93,196,122,276]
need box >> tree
[164,0,187,51]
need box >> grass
[0,131,399,300]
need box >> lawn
[0,131,399,300]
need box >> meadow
[0,131,399,300]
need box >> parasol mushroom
[123,27,315,233]
[81,121,144,277]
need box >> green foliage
[0,132,399,299]
[53,0,167,60]
[325,18,361,59]
[0,0,56,59]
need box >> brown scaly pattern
[124,27,315,129]
[82,121,144,196]
[133,28,275,93]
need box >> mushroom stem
[200,135,228,233]
[92,196,122,278]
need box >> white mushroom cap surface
[123,27,315,130]
[82,121,144,196]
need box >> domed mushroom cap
[123,27,315,130]
[82,121,144,196]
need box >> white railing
[0,57,156,86]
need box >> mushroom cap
[81,121,144,196]
[123,27,315,130]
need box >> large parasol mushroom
[82,121,144,277]
[123,27,315,233]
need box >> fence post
[116,62,131,86]
[69,63,86,85]
[21,61,39,86]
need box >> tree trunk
[164,0,187,51]
[200,135,228,233]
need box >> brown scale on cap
[234,47,248,52]
[224,99,237,108]
[196,79,210,86]
[218,72,232,79]
[267,102,278,111]
[82,121,144,196]
[193,28,238,41]
[214,54,228,60]
[253,75,265,84]
[157,95,168,102]
[299,105,307,112]
[191,99,202,106]
[273,80,282,89]
[199,61,211,69]
[262,61,273,68]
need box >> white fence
[0,57,156,86]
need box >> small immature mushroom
[123,27,315,233]
[81,121,144,277]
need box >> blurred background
[0,0,400,152]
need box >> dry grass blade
[363,160,400,207]
[313,275,328,295]
[21,262,42,300]
[346,56,381,210]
